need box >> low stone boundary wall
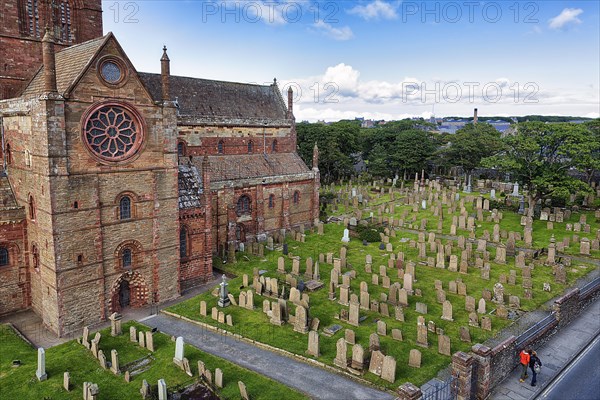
[396,276,600,400]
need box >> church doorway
[119,280,131,309]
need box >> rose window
[83,103,144,162]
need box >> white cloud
[312,20,354,41]
[548,8,583,30]
[347,0,398,21]
[283,65,600,121]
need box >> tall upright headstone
[36,348,47,381]
[158,379,167,400]
[173,337,184,367]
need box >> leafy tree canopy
[482,121,593,211]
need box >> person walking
[529,350,542,387]
[519,348,531,382]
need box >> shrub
[355,224,383,242]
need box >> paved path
[144,314,394,400]
[490,296,600,400]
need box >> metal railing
[422,376,458,400]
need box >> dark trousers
[530,366,537,385]
[520,364,529,380]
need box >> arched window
[268,194,275,208]
[293,191,300,204]
[236,195,251,215]
[177,141,185,156]
[271,140,278,153]
[0,247,8,266]
[20,0,40,38]
[247,141,253,154]
[122,248,132,268]
[180,226,188,258]
[217,140,224,154]
[28,195,35,220]
[31,244,39,270]
[55,0,72,43]
[119,196,131,220]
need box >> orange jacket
[520,351,530,365]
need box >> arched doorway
[119,280,131,309]
[109,271,149,313]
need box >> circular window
[101,61,122,83]
[82,102,144,163]
[97,57,127,86]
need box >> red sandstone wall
[0,220,29,315]
[0,0,103,100]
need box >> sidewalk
[490,296,600,400]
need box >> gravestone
[334,338,348,368]
[146,331,154,352]
[173,337,184,367]
[158,379,167,400]
[381,356,396,383]
[408,349,421,368]
[238,381,250,400]
[307,331,320,357]
[109,312,122,336]
[36,348,47,381]
[110,349,120,375]
[351,344,365,370]
[438,335,451,356]
[369,332,380,351]
[441,300,453,321]
[215,368,223,388]
[368,350,385,376]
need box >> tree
[482,121,592,216]
[296,121,360,183]
[574,119,600,185]
[436,122,503,174]
[362,120,438,179]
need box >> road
[144,313,394,400]
[535,333,600,400]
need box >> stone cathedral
[0,0,320,336]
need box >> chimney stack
[161,46,170,102]
[287,87,294,119]
[473,108,478,124]
[42,28,57,93]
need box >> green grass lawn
[168,188,598,390]
[0,321,307,400]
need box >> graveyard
[167,178,599,390]
[0,320,306,399]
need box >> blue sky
[103,1,600,121]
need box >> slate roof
[186,153,310,183]
[138,73,288,120]
[21,35,109,97]
[178,164,203,209]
